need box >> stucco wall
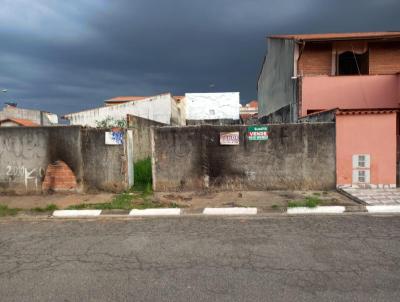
[185,92,240,120]
[65,94,175,127]
[336,113,397,187]
[257,38,297,120]
[301,75,400,116]
[152,123,336,191]
[81,128,127,192]
[127,115,166,162]
[0,127,51,194]
[0,126,128,194]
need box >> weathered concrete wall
[127,115,166,162]
[0,126,128,194]
[152,123,336,191]
[0,127,51,194]
[80,128,127,193]
[259,105,291,124]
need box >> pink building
[336,109,398,188]
[258,32,400,188]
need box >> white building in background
[63,93,184,127]
[0,104,58,125]
[185,92,240,124]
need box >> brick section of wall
[42,160,77,192]
[298,43,332,76]
[369,42,400,75]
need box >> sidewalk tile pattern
[343,188,400,205]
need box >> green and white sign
[247,126,269,141]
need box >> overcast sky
[0,0,399,114]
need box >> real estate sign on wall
[220,132,240,145]
[105,131,124,145]
[247,126,269,141]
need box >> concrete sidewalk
[341,188,400,205]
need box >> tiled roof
[269,32,400,41]
[246,100,258,108]
[0,118,39,126]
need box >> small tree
[95,117,127,128]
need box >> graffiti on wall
[0,131,48,191]
[6,165,45,190]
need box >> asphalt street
[0,215,400,301]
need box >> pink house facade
[336,110,398,188]
[258,32,400,188]
[301,75,400,117]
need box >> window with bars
[353,154,370,169]
[358,170,366,183]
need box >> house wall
[152,123,336,191]
[0,106,58,125]
[369,41,400,75]
[65,94,175,127]
[301,74,400,116]
[298,43,332,76]
[0,121,20,127]
[336,113,397,187]
[185,92,240,121]
[297,41,400,76]
[258,38,297,121]
[170,98,185,125]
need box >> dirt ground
[0,190,357,210]
[155,190,358,210]
[0,193,115,209]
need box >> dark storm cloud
[0,0,399,114]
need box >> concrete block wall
[152,123,336,192]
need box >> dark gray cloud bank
[0,0,399,114]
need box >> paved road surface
[0,215,400,301]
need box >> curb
[129,208,181,216]
[366,205,400,213]
[203,207,257,215]
[287,206,345,215]
[45,205,400,218]
[53,210,102,217]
